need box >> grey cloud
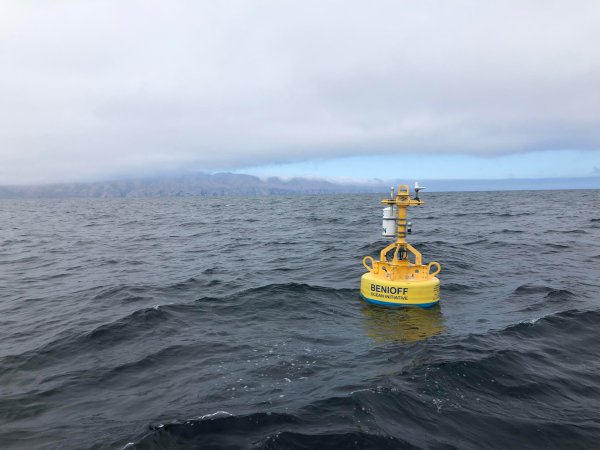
[1,0,600,184]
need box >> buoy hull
[360,272,440,308]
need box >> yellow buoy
[360,183,441,308]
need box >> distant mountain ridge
[0,173,379,198]
[0,173,599,198]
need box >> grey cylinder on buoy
[382,206,397,237]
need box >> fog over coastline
[1,173,599,199]
[1,1,599,184]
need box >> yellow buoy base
[360,272,440,308]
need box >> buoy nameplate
[360,272,440,307]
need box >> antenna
[414,181,425,201]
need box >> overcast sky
[1,0,599,185]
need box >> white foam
[198,410,233,420]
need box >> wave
[441,282,473,292]
[513,283,565,295]
[452,212,533,218]
[134,412,301,449]
[464,238,487,245]
[492,212,534,217]
[126,308,600,449]
[0,306,176,374]
[133,404,417,449]
[257,430,411,450]
[0,282,355,372]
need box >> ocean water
[1,190,600,449]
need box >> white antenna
[414,181,425,200]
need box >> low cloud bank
[1,1,599,184]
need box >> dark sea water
[1,190,600,449]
